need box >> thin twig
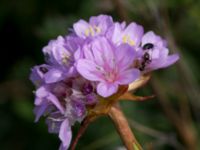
[70,117,94,150]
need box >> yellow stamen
[122,35,135,46]
[61,52,70,65]
[84,26,101,37]
[94,26,101,34]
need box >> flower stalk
[109,103,142,150]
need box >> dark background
[0,0,200,149]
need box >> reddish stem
[109,104,143,150]
[70,117,92,150]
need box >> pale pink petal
[44,68,64,83]
[82,44,95,61]
[123,22,144,46]
[73,20,90,38]
[77,59,102,81]
[92,46,104,66]
[161,54,179,68]
[115,44,136,71]
[35,86,48,99]
[97,82,118,97]
[142,31,164,47]
[117,69,140,85]
[147,54,179,71]
[91,37,115,62]
[59,119,72,149]
[47,93,65,114]
[107,23,123,45]
[89,15,113,34]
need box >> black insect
[142,43,154,50]
[139,52,151,71]
[39,67,48,74]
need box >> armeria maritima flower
[77,37,140,97]
[30,14,179,150]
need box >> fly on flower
[30,14,179,150]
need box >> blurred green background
[0,0,200,149]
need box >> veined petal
[115,44,136,71]
[92,37,115,61]
[91,37,115,69]
[117,69,140,85]
[97,82,118,97]
[82,44,95,61]
[107,22,123,45]
[77,59,102,81]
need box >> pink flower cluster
[30,14,179,150]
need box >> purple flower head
[42,35,84,83]
[73,14,113,38]
[77,37,140,97]
[107,22,144,47]
[30,14,180,150]
[138,31,179,72]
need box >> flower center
[104,71,118,83]
[85,26,101,36]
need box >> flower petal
[44,68,64,83]
[161,54,180,68]
[77,59,102,81]
[33,104,48,122]
[73,20,90,38]
[106,23,123,45]
[47,93,65,114]
[117,69,140,85]
[89,14,113,35]
[91,37,115,62]
[123,22,144,47]
[97,82,118,97]
[147,54,179,71]
[59,119,72,149]
[115,44,136,71]
[142,31,166,47]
